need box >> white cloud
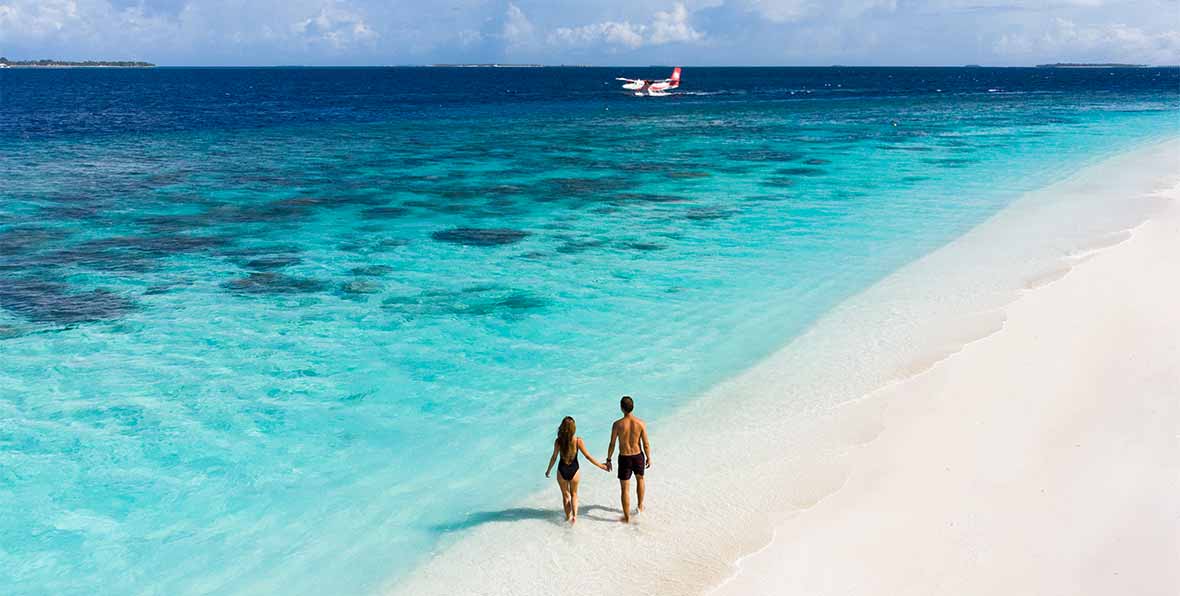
[548,2,703,49]
[0,0,154,41]
[650,2,704,44]
[0,0,1174,66]
[996,17,1180,64]
[551,21,644,48]
[502,3,535,47]
[0,0,68,38]
[293,3,377,49]
[735,0,1111,23]
[0,0,380,60]
[741,0,815,23]
[724,0,896,24]
[838,0,897,18]
[919,0,1107,9]
[0,0,184,57]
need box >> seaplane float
[616,67,681,96]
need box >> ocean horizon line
[5,63,1178,69]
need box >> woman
[545,416,607,524]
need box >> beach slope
[711,186,1180,595]
[390,141,1179,596]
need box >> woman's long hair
[556,416,576,460]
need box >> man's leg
[619,479,631,523]
[636,475,645,513]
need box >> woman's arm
[577,438,607,471]
[545,441,559,478]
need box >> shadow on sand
[434,504,624,532]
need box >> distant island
[424,63,543,68]
[0,58,155,68]
[1035,63,1147,68]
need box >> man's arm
[641,422,651,468]
[606,421,618,471]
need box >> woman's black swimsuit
[557,454,580,481]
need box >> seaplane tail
[615,67,681,96]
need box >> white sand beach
[389,138,1180,596]
[712,161,1180,596]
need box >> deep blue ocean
[1,67,1178,595]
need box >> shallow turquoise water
[1,67,1178,594]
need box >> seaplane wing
[615,77,646,91]
[616,67,681,96]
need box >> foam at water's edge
[387,138,1180,596]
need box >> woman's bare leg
[557,477,572,521]
[569,471,581,525]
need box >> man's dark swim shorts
[617,453,645,480]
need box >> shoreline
[388,137,1180,596]
[711,167,1180,596]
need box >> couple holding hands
[545,396,651,524]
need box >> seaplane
[616,67,681,96]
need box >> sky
[0,0,1178,66]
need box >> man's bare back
[612,415,646,456]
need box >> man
[605,395,651,523]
